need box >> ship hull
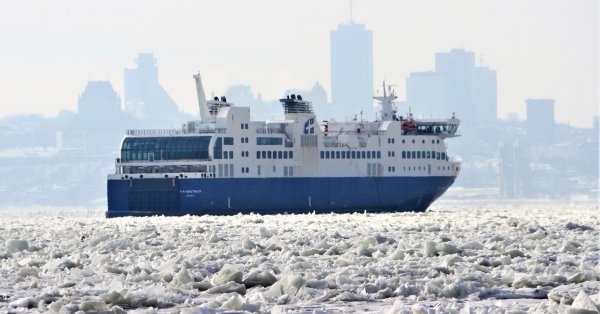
[106,176,456,217]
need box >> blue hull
[106,176,455,217]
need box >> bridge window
[121,136,214,161]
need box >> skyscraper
[526,98,555,144]
[405,49,497,126]
[405,71,447,118]
[472,66,497,126]
[330,21,373,118]
[124,53,180,127]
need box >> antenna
[349,0,353,23]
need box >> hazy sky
[1,0,597,127]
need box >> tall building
[526,98,555,144]
[66,81,125,150]
[405,72,447,118]
[330,21,373,118]
[499,140,530,198]
[77,81,121,122]
[406,49,497,126]
[472,66,497,126]
[435,49,475,122]
[124,53,180,127]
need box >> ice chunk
[47,300,63,312]
[104,264,127,275]
[436,242,460,255]
[208,232,221,243]
[300,248,324,256]
[388,249,405,260]
[412,303,430,314]
[242,270,277,288]
[242,239,256,250]
[102,290,129,305]
[265,275,305,298]
[17,266,38,278]
[79,300,108,312]
[206,281,246,294]
[6,239,28,253]
[423,241,437,257]
[9,297,38,308]
[565,222,594,231]
[100,238,135,251]
[88,233,111,247]
[220,294,244,310]
[460,241,484,250]
[570,290,598,313]
[212,264,243,285]
[314,239,332,250]
[561,240,583,253]
[174,266,194,285]
[503,248,525,258]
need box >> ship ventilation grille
[280,96,313,114]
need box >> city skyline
[0,0,597,127]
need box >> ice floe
[0,202,598,313]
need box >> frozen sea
[1,202,599,313]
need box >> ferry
[106,73,460,217]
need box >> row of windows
[256,150,294,159]
[401,165,456,171]
[240,123,249,129]
[402,151,446,160]
[257,137,283,145]
[402,139,441,144]
[121,136,211,161]
[320,150,382,160]
[222,151,234,159]
[224,137,234,145]
[241,137,249,143]
[388,166,396,172]
[387,138,396,144]
[241,167,250,173]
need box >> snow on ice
[0,203,598,313]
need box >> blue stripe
[106,176,456,217]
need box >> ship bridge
[400,116,460,138]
